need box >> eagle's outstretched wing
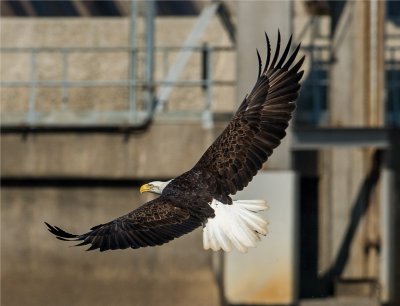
[193,32,304,199]
[45,196,213,252]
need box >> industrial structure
[1,1,399,306]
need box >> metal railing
[295,43,400,127]
[2,44,398,128]
[295,44,331,126]
[385,45,400,126]
[1,45,235,127]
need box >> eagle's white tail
[203,199,268,253]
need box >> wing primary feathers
[283,42,301,70]
[276,34,293,68]
[256,49,262,78]
[193,31,304,197]
[290,55,306,74]
[45,222,79,239]
[45,197,212,252]
[263,32,271,74]
[269,30,281,71]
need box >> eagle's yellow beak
[140,184,152,194]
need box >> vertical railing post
[315,47,321,124]
[129,0,138,121]
[61,49,69,111]
[145,0,156,113]
[393,48,399,126]
[28,50,38,124]
[310,20,320,126]
[202,43,213,129]
[162,47,168,79]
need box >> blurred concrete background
[1,1,400,306]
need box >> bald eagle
[45,32,304,253]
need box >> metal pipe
[129,0,138,116]
[0,46,235,53]
[61,50,69,111]
[27,51,37,124]
[145,0,156,113]
[370,0,378,126]
[1,79,236,88]
[202,43,213,129]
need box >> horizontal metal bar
[1,80,236,88]
[0,109,218,127]
[1,110,150,127]
[0,46,235,53]
[0,47,131,53]
[292,128,392,150]
[1,80,133,87]
[2,44,398,54]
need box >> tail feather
[233,199,268,212]
[238,209,269,235]
[211,222,231,252]
[203,199,268,253]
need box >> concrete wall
[1,186,219,306]
[1,122,225,179]
[0,12,294,306]
[0,16,235,301]
[1,121,227,306]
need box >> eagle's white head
[140,180,172,195]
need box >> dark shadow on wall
[320,150,383,287]
[298,150,383,298]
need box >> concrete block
[223,171,298,305]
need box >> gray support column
[237,0,292,169]
[321,0,386,297]
[224,2,298,305]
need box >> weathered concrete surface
[236,0,293,170]
[320,0,385,290]
[1,122,225,179]
[1,187,219,306]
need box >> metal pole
[61,50,69,111]
[391,48,399,126]
[129,0,138,118]
[310,21,319,125]
[202,43,213,129]
[28,51,37,124]
[370,0,378,126]
[145,0,156,113]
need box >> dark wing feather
[45,196,212,252]
[193,32,304,200]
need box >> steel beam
[292,128,393,150]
